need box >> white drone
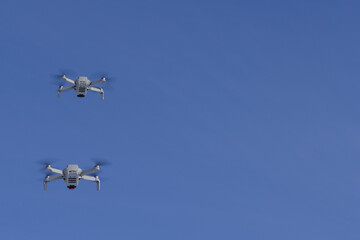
[42,163,106,191]
[57,75,106,100]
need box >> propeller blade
[90,72,114,80]
[37,158,58,166]
[37,158,58,174]
[90,72,116,90]
[58,68,76,77]
[50,76,65,87]
[91,158,111,167]
[36,175,53,182]
[51,69,77,86]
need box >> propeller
[37,158,58,166]
[90,72,116,90]
[90,72,115,81]
[36,174,53,182]
[37,171,55,179]
[37,158,58,175]
[91,158,111,167]
[51,69,77,86]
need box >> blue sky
[0,0,360,239]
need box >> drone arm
[81,175,100,191]
[81,165,100,176]
[88,87,104,100]
[46,165,63,175]
[48,175,63,181]
[90,78,106,86]
[58,85,74,98]
[62,76,75,85]
[43,175,63,190]
[61,86,74,91]
[81,175,96,181]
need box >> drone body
[58,75,106,100]
[44,164,101,190]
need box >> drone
[41,162,106,191]
[57,75,107,100]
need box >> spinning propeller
[92,158,111,167]
[90,72,116,90]
[37,158,58,180]
[51,69,76,87]
[37,158,58,173]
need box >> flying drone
[56,74,108,100]
[40,161,108,191]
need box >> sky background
[0,0,359,239]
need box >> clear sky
[0,0,359,239]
